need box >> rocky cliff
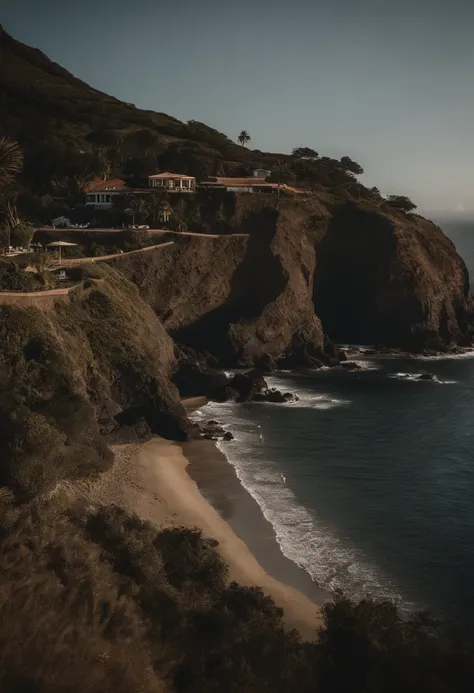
[110,200,334,368]
[312,202,472,351]
[0,196,471,495]
[111,196,472,362]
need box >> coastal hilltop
[0,24,473,693]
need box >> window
[105,194,111,203]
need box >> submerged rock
[417,373,436,381]
[253,388,299,403]
[341,361,362,370]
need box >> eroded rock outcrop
[313,202,472,351]
[111,196,472,360]
[111,201,333,367]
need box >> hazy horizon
[3,0,474,215]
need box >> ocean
[191,219,474,633]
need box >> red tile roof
[85,177,127,192]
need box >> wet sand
[61,437,324,640]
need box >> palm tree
[0,137,23,192]
[238,130,251,147]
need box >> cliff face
[113,197,472,362]
[0,197,471,495]
[111,202,331,367]
[113,199,472,362]
[312,202,471,351]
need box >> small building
[199,176,306,195]
[85,178,129,208]
[148,172,196,192]
[253,168,271,178]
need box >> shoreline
[146,438,324,639]
[60,437,324,640]
[184,438,329,607]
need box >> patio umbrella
[46,240,78,264]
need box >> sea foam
[190,392,412,610]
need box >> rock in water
[228,370,268,401]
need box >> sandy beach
[61,436,323,640]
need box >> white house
[85,178,129,208]
[253,168,271,178]
[148,172,196,192]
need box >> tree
[292,147,319,160]
[387,194,417,213]
[0,221,10,253]
[340,156,364,175]
[0,137,23,192]
[268,160,296,189]
[96,146,112,181]
[125,196,149,226]
[11,222,35,249]
[237,130,251,147]
[0,204,34,250]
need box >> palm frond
[0,137,23,188]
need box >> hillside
[0,25,371,198]
[2,25,474,693]
[0,23,260,186]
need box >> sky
[3,0,474,215]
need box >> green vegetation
[292,146,319,160]
[0,262,45,291]
[0,304,112,496]
[0,26,419,227]
[237,129,251,147]
[387,194,417,213]
[0,496,472,693]
[0,135,23,193]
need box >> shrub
[0,262,42,291]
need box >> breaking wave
[189,380,412,610]
[388,372,456,384]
